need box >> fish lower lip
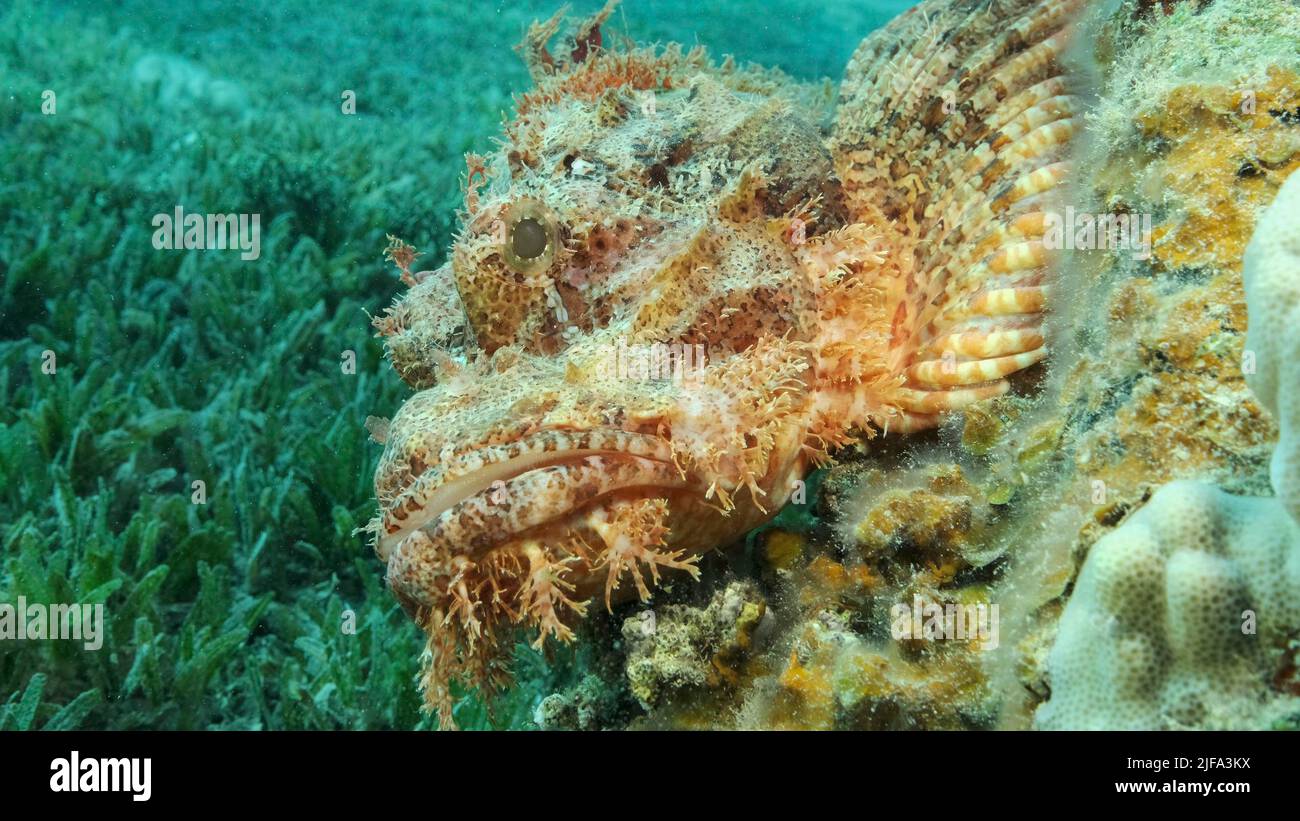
[383,453,688,606]
[377,445,681,560]
[376,429,676,559]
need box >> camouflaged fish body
[367,0,1083,727]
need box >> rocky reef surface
[531,0,1300,730]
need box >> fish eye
[500,198,559,276]
[512,217,547,260]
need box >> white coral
[1035,481,1299,729]
[1244,171,1300,524]
[1036,173,1300,730]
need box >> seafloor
[2,0,1298,730]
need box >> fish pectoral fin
[833,0,1088,421]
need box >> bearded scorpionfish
[366,0,1084,727]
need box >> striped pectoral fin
[835,0,1085,424]
[909,347,1047,388]
[894,382,1010,417]
[896,314,1048,415]
[892,262,1052,416]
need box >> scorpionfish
[367,0,1084,727]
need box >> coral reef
[1033,0,1300,504]
[749,613,997,730]
[850,464,1004,571]
[621,580,769,713]
[1035,480,1300,729]
[1001,0,1300,725]
[532,673,623,731]
[728,465,1005,729]
[597,464,1006,730]
[1244,169,1300,524]
[586,0,1300,731]
[1036,167,1300,730]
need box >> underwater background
[4,0,1300,732]
[0,0,914,729]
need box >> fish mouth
[376,429,689,604]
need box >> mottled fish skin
[366,0,1083,727]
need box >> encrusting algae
[362,0,1300,730]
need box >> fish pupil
[512,217,548,259]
